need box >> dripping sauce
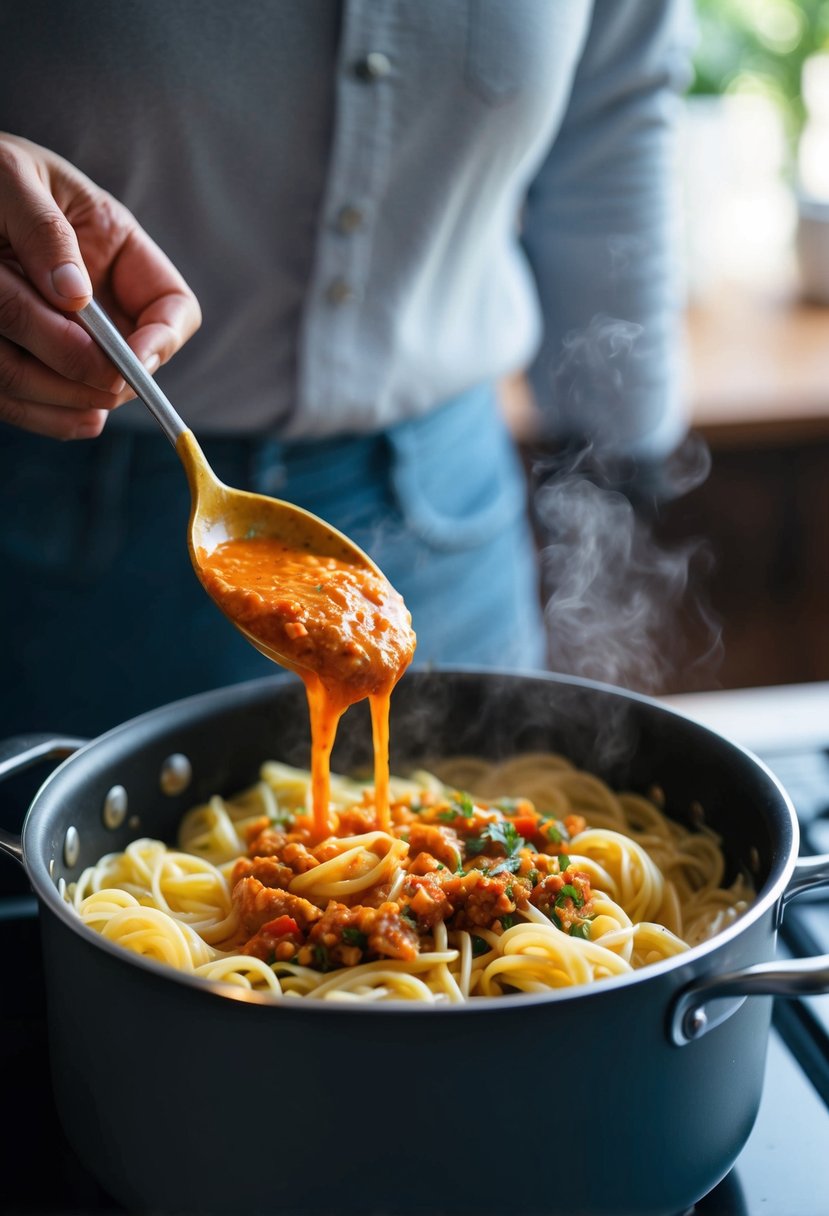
[197,537,416,837]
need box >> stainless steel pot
[2,669,828,1216]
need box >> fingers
[0,392,108,440]
[0,133,201,439]
[0,139,92,311]
[0,261,125,392]
[0,333,124,408]
[0,329,120,440]
[108,224,202,369]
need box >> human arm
[521,0,696,500]
[0,133,201,440]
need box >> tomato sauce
[197,537,416,837]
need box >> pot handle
[0,734,87,864]
[670,851,829,1046]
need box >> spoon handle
[76,299,187,446]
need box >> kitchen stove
[2,686,828,1216]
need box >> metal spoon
[76,298,382,669]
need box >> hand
[0,133,201,440]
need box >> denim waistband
[0,381,529,576]
[202,381,496,492]
[177,381,528,552]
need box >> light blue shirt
[3,0,694,459]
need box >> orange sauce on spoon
[197,537,416,838]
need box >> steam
[555,315,644,448]
[532,317,722,697]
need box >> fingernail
[51,262,92,300]
[143,353,160,375]
[73,417,105,440]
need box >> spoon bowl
[176,431,375,565]
[76,299,384,675]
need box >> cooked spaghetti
[63,753,753,1003]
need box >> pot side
[24,670,792,1216]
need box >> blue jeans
[0,384,546,739]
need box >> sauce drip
[197,537,416,837]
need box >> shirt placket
[294,0,401,434]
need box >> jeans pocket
[385,387,527,553]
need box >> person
[0,0,694,742]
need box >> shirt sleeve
[521,0,697,475]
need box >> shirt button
[325,278,359,306]
[335,204,364,235]
[353,51,392,81]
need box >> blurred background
[513,0,829,699]
[668,0,829,694]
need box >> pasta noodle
[64,753,754,1003]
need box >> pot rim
[22,665,800,1016]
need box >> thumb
[1,147,93,310]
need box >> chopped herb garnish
[500,914,515,930]
[471,935,489,957]
[570,922,591,940]
[540,818,567,844]
[400,906,418,926]
[263,795,297,829]
[342,927,368,949]
[558,854,571,872]
[435,862,445,870]
[467,821,525,858]
[488,856,522,876]
[313,944,331,971]
[440,793,475,821]
[528,869,540,887]
[550,884,586,930]
[556,883,585,909]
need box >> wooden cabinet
[653,437,829,693]
[660,285,829,694]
